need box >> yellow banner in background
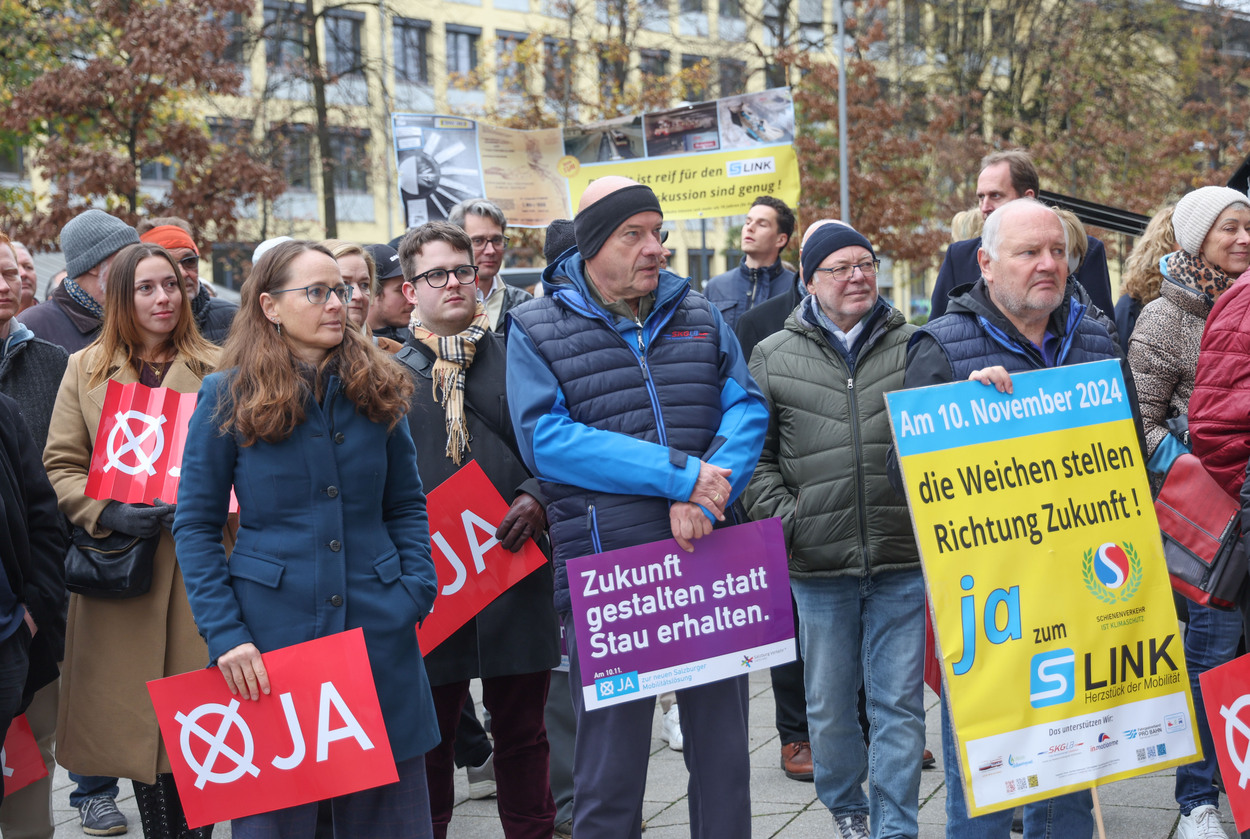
[561,145,801,220]
[887,360,1200,816]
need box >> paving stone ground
[47,671,1240,837]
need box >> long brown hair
[86,243,217,388]
[217,240,413,445]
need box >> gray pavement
[44,670,1236,837]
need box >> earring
[273,320,282,335]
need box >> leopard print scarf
[1166,250,1235,301]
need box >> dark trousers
[544,670,576,826]
[452,695,492,769]
[427,673,554,839]
[230,756,432,839]
[566,615,751,839]
[770,594,809,744]
[0,625,29,804]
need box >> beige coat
[43,347,218,783]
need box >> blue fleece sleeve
[703,306,768,508]
[506,321,701,501]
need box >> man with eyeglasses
[742,222,926,839]
[139,221,237,344]
[395,221,559,839]
[449,198,532,333]
[704,195,796,330]
[507,176,768,839]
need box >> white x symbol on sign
[103,411,167,476]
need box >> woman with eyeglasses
[172,241,440,837]
[43,242,220,838]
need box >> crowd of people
[0,146,1245,839]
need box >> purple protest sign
[567,518,795,710]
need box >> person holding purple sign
[742,222,926,839]
[505,176,768,839]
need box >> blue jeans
[67,773,119,808]
[1176,600,1242,815]
[790,569,926,839]
[941,690,1093,838]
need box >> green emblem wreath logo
[1082,542,1143,604]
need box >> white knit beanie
[1173,186,1250,256]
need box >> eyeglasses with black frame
[178,255,199,270]
[415,264,479,289]
[813,259,880,282]
[469,235,509,251]
[269,284,354,305]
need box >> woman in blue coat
[173,241,439,838]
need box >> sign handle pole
[1091,784,1107,839]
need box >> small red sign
[148,629,397,828]
[86,381,198,505]
[1200,653,1250,832]
[418,460,548,653]
[2,715,47,794]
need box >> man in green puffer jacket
[742,223,925,839]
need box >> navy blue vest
[511,290,726,612]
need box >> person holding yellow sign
[901,198,1139,839]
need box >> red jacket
[1189,278,1250,499]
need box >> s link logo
[1030,648,1075,708]
[726,157,776,178]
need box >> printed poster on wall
[886,359,1200,816]
[391,87,799,227]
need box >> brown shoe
[781,741,815,781]
[923,748,936,769]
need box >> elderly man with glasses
[742,222,926,839]
[448,198,532,333]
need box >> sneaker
[78,796,128,836]
[661,705,683,751]
[1178,804,1228,839]
[833,812,869,839]
[466,752,497,799]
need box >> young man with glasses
[742,223,925,839]
[448,198,532,332]
[139,220,237,344]
[396,221,559,839]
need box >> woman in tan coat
[44,242,220,839]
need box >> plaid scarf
[64,277,104,319]
[410,302,490,464]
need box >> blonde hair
[1053,209,1089,270]
[950,208,983,242]
[1122,206,1177,305]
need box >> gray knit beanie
[1173,186,1250,257]
[60,210,140,279]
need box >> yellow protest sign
[561,145,801,220]
[887,359,1200,816]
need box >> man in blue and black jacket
[506,176,768,839]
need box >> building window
[214,10,247,65]
[680,54,709,101]
[765,62,787,88]
[277,125,312,191]
[0,142,24,179]
[496,30,527,93]
[325,10,364,80]
[719,57,746,96]
[263,2,304,73]
[719,0,741,18]
[394,18,429,84]
[209,118,253,148]
[680,0,703,11]
[544,36,572,95]
[446,25,480,75]
[329,129,369,193]
[639,48,669,80]
[140,157,177,183]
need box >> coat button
[330,595,344,607]
[329,540,341,552]
[326,486,339,498]
[334,432,345,444]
